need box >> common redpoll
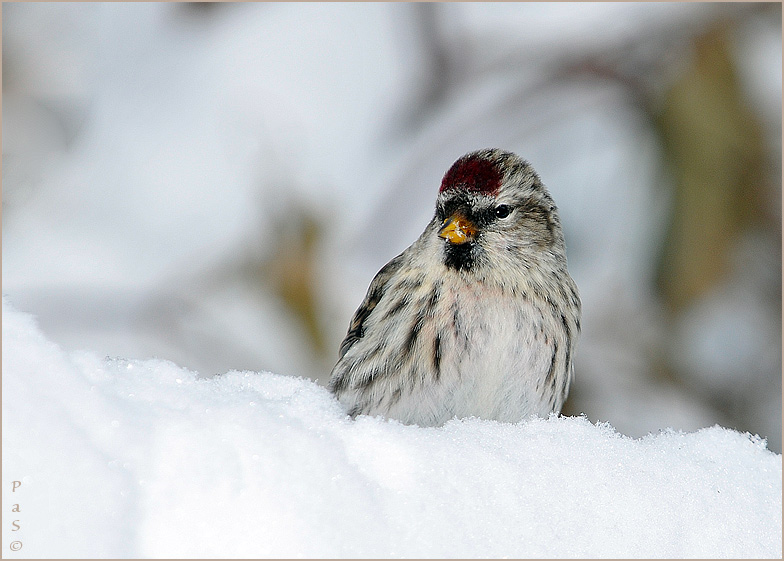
[329,149,580,426]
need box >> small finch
[329,149,580,426]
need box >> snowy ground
[3,299,781,558]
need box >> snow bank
[3,299,781,558]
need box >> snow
[3,299,781,558]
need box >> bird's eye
[494,205,511,219]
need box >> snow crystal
[3,299,781,558]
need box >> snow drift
[2,299,781,558]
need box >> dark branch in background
[386,3,459,138]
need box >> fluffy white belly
[382,281,556,425]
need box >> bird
[328,149,580,427]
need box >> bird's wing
[338,252,406,359]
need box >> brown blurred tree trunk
[654,22,767,313]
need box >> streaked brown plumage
[329,149,580,426]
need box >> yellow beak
[438,214,477,245]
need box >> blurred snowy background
[3,2,781,451]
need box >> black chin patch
[443,241,476,271]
